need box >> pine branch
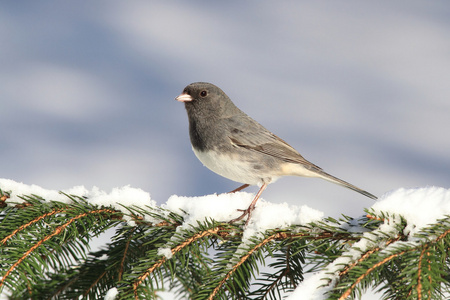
[328,212,450,300]
[2,186,450,299]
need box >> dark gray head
[176,82,245,151]
[175,82,240,118]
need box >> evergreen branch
[416,246,429,300]
[263,246,293,296]
[339,249,410,299]
[0,190,9,208]
[338,234,402,278]
[207,232,284,300]
[435,226,450,242]
[132,226,221,299]
[0,208,117,289]
[1,208,65,245]
[366,214,384,222]
[119,227,136,282]
[85,270,108,298]
[252,242,305,300]
[2,186,450,299]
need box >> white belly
[192,147,271,185]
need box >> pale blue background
[2,1,449,217]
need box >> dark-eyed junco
[176,82,377,224]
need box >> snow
[165,192,323,230]
[0,178,321,235]
[288,272,329,300]
[164,193,324,264]
[157,247,173,259]
[2,179,450,299]
[244,200,324,237]
[165,192,255,224]
[371,186,450,237]
[164,191,324,260]
[0,178,156,225]
[288,186,450,300]
[104,287,118,300]
[0,178,87,203]
[98,254,109,261]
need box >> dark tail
[316,170,377,200]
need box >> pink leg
[229,184,250,193]
[229,183,268,225]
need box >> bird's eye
[200,90,208,97]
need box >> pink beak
[175,93,193,102]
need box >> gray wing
[225,114,322,170]
[224,114,378,200]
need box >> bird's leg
[228,184,250,193]
[229,183,268,225]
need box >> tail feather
[316,170,378,200]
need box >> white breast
[192,147,269,185]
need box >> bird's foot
[229,183,268,226]
[229,205,255,225]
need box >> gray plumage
[176,82,377,201]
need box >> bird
[175,82,377,224]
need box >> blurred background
[2,0,450,217]
[1,2,450,297]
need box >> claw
[228,183,268,225]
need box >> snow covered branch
[1,179,450,299]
